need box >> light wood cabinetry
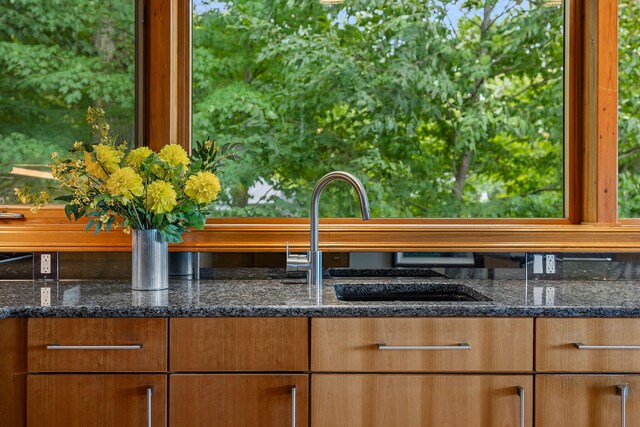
[312,317,534,427]
[313,374,532,427]
[536,375,640,427]
[537,318,640,372]
[26,318,168,427]
[28,318,167,372]
[27,374,166,427]
[169,317,310,427]
[170,317,308,371]
[312,317,533,372]
[170,374,308,427]
[535,318,640,427]
[0,318,27,427]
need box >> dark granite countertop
[2,276,640,318]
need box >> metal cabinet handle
[46,344,143,350]
[574,343,640,350]
[617,385,628,427]
[147,386,154,427]
[0,212,24,219]
[377,342,471,351]
[517,386,525,427]
[291,385,297,427]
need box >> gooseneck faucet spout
[286,171,371,295]
[310,171,371,253]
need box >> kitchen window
[0,0,634,253]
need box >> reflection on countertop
[3,274,640,318]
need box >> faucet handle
[285,241,311,272]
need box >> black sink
[333,283,492,302]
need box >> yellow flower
[185,171,221,204]
[158,144,190,171]
[94,144,123,173]
[84,151,108,180]
[126,147,154,169]
[146,180,177,214]
[105,167,144,204]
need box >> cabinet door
[312,374,532,427]
[536,375,640,427]
[0,318,26,427]
[170,374,308,427]
[27,374,166,427]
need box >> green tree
[0,0,135,202]
[193,0,564,218]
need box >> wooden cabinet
[313,374,532,427]
[0,318,27,427]
[311,317,534,427]
[169,318,310,427]
[537,318,640,372]
[28,318,167,372]
[26,318,168,427]
[170,374,308,427]
[536,375,640,427]
[535,318,640,426]
[312,317,533,372]
[27,374,166,427]
[170,317,308,371]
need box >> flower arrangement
[16,107,238,243]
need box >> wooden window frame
[1,0,637,253]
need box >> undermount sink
[333,283,492,302]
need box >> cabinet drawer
[312,317,533,372]
[170,318,308,371]
[170,374,308,427]
[28,318,167,372]
[537,318,640,372]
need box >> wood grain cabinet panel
[536,375,640,427]
[170,317,308,371]
[312,317,533,372]
[170,374,308,427]
[0,318,27,427]
[312,374,532,427]
[27,374,166,427]
[28,318,167,372]
[536,318,640,372]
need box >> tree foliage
[193,0,565,218]
[2,0,637,219]
[0,0,135,203]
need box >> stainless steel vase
[132,229,168,291]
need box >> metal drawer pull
[291,385,297,427]
[574,343,640,350]
[46,344,143,350]
[516,386,525,427]
[0,212,24,219]
[617,384,628,427]
[147,386,154,427]
[377,342,471,351]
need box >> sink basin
[333,283,492,302]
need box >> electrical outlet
[545,254,556,274]
[545,287,556,306]
[34,252,59,280]
[40,287,51,306]
[41,254,51,274]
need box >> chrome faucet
[286,171,371,292]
